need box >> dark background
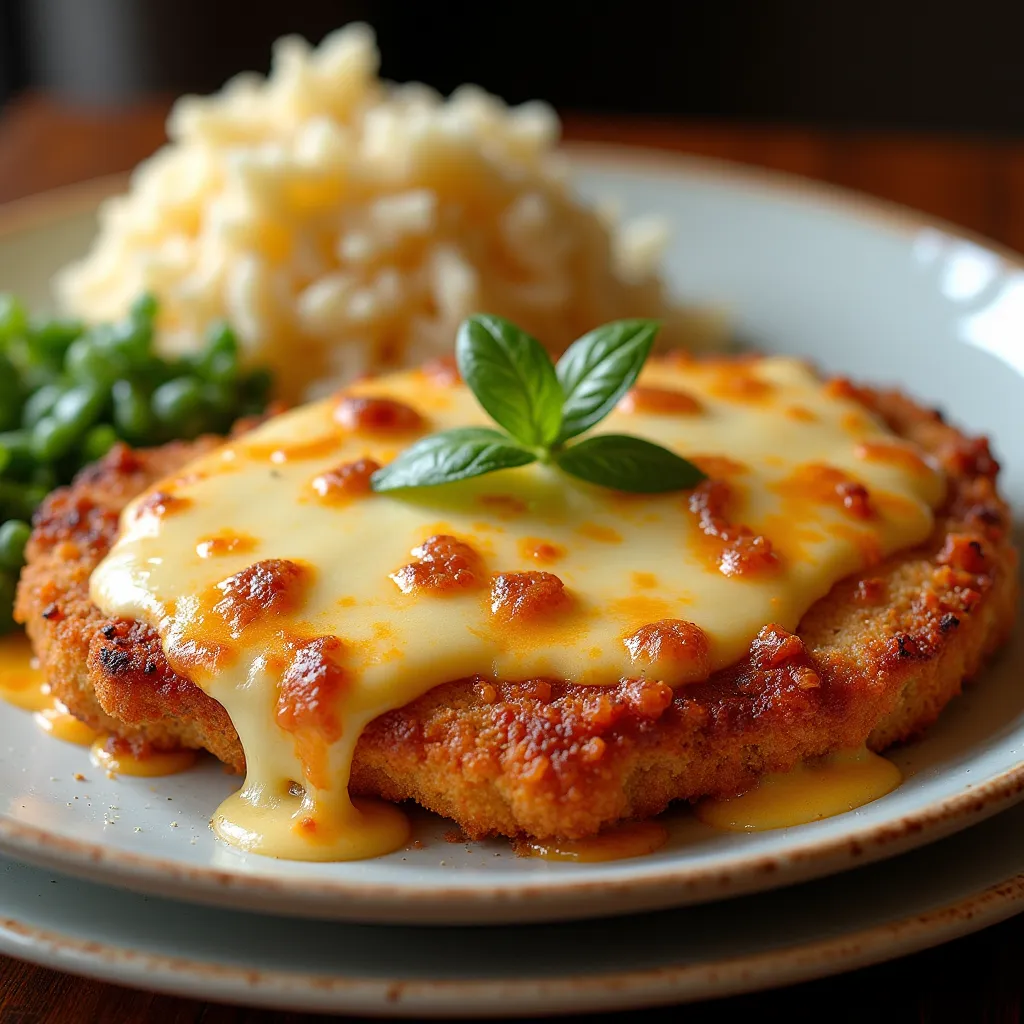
[2,0,1024,133]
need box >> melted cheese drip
[521,821,669,862]
[696,748,902,831]
[90,737,199,777]
[0,633,51,711]
[0,634,197,773]
[34,705,100,746]
[90,357,944,861]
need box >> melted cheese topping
[89,356,944,860]
[696,747,902,831]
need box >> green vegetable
[371,315,706,496]
[152,377,207,438]
[65,334,116,385]
[371,427,537,491]
[454,314,564,448]
[112,380,153,441]
[0,294,28,341]
[22,384,62,429]
[0,293,273,633]
[555,320,659,442]
[82,424,118,462]
[30,317,84,359]
[0,520,30,571]
[553,433,706,493]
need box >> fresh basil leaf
[554,319,660,442]
[370,427,536,491]
[456,314,563,447]
[554,433,706,494]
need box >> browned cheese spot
[134,490,190,520]
[196,531,258,559]
[855,439,935,477]
[390,535,483,595]
[478,494,528,517]
[783,464,875,520]
[618,385,702,415]
[334,395,425,435]
[311,458,382,502]
[213,559,310,637]
[490,571,571,623]
[688,479,779,577]
[518,538,566,564]
[623,619,711,684]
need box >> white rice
[56,24,721,402]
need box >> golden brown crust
[14,384,1019,840]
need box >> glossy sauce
[521,821,669,862]
[90,736,199,777]
[696,748,902,831]
[34,705,100,746]
[0,633,50,711]
[213,789,410,860]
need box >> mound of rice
[56,24,717,402]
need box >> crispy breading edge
[14,388,1019,840]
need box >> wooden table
[1,94,1022,1023]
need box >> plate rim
[0,144,1022,923]
[2,852,1024,1016]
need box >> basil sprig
[370,315,706,495]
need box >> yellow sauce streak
[213,789,410,861]
[521,821,669,862]
[0,633,51,712]
[34,705,100,746]
[90,737,199,777]
[696,748,902,831]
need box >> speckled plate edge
[2,857,1024,1015]
[0,147,1020,925]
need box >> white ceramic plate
[0,146,1021,925]
[6,797,1024,1016]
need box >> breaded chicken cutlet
[14,382,1019,841]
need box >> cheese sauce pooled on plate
[90,356,945,861]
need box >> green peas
[22,384,62,429]
[30,317,83,360]
[65,335,115,385]
[0,481,41,521]
[112,379,154,442]
[53,384,105,433]
[0,519,30,571]
[31,415,79,462]
[0,291,274,632]
[0,431,34,480]
[0,294,28,342]
[82,424,118,462]
[30,465,57,491]
[197,322,239,383]
[0,355,23,432]
[152,377,207,438]
[6,336,58,391]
